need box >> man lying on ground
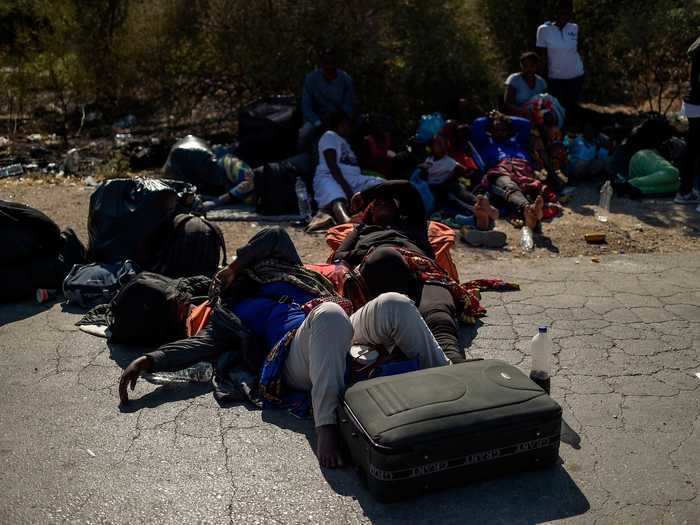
[331,181,502,364]
[471,111,561,229]
[119,226,449,468]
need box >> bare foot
[474,195,498,231]
[316,424,343,469]
[523,195,545,230]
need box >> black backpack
[153,214,227,278]
[253,161,300,215]
[0,200,62,264]
[237,96,299,164]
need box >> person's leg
[297,122,316,153]
[680,118,700,196]
[491,175,530,215]
[418,284,464,364]
[330,199,351,224]
[283,302,353,468]
[350,292,450,368]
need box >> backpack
[109,272,210,345]
[152,214,226,278]
[253,161,300,215]
[63,260,141,308]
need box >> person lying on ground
[313,111,383,224]
[471,111,555,229]
[299,48,356,152]
[200,157,255,211]
[504,52,548,119]
[119,226,449,469]
[418,133,496,228]
[332,181,501,363]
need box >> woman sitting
[504,52,548,119]
[313,111,383,224]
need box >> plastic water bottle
[520,226,534,252]
[143,362,213,385]
[295,178,312,221]
[530,326,552,394]
[0,163,23,178]
[597,181,613,223]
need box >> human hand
[350,192,365,214]
[118,356,152,404]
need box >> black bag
[87,178,196,266]
[63,260,140,308]
[152,214,226,278]
[109,272,210,345]
[237,96,299,165]
[0,200,62,264]
[162,135,229,195]
[338,360,562,501]
[253,161,300,215]
[0,202,87,302]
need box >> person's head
[320,48,338,80]
[328,110,352,137]
[555,0,573,26]
[487,111,514,143]
[369,196,399,226]
[359,246,421,303]
[520,52,540,77]
[431,134,448,158]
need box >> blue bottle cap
[538,326,548,333]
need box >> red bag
[302,295,355,316]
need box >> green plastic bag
[627,150,679,195]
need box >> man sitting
[299,48,356,152]
[118,227,449,468]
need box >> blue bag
[410,169,436,216]
[415,113,445,144]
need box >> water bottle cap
[538,326,548,333]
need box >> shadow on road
[0,298,60,325]
[263,410,590,524]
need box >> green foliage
[478,0,700,113]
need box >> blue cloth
[231,282,315,350]
[301,69,355,125]
[567,135,609,167]
[470,116,532,170]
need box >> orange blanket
[325,221,460,282]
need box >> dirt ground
[3,173,700,270]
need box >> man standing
[674,35,700,207]
[536,0,584,121]
[298,48,356,152]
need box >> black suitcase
[338,359,562,501]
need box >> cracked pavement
[1,252,699,524]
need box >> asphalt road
[1,253,699,524]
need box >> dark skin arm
[503,85,530,118]
[323,149,354,201]
[119,355,153,404]
[537,47,548,77]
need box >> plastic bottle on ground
[520,226,534,252]
[530,326,552,394]
[597,180,613,222]
[295,177,312,221]
[143,362,213,385]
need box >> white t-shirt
[681,101,700,119]
[316,130,361,177]
[425,155,457,185]
[536,22,585,80]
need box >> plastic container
[530,326,552,394]
[35,289,58,304]
[520,226,534,252]
[597,181,613,222]
[143,362,213,385]
[295,177,312,221]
